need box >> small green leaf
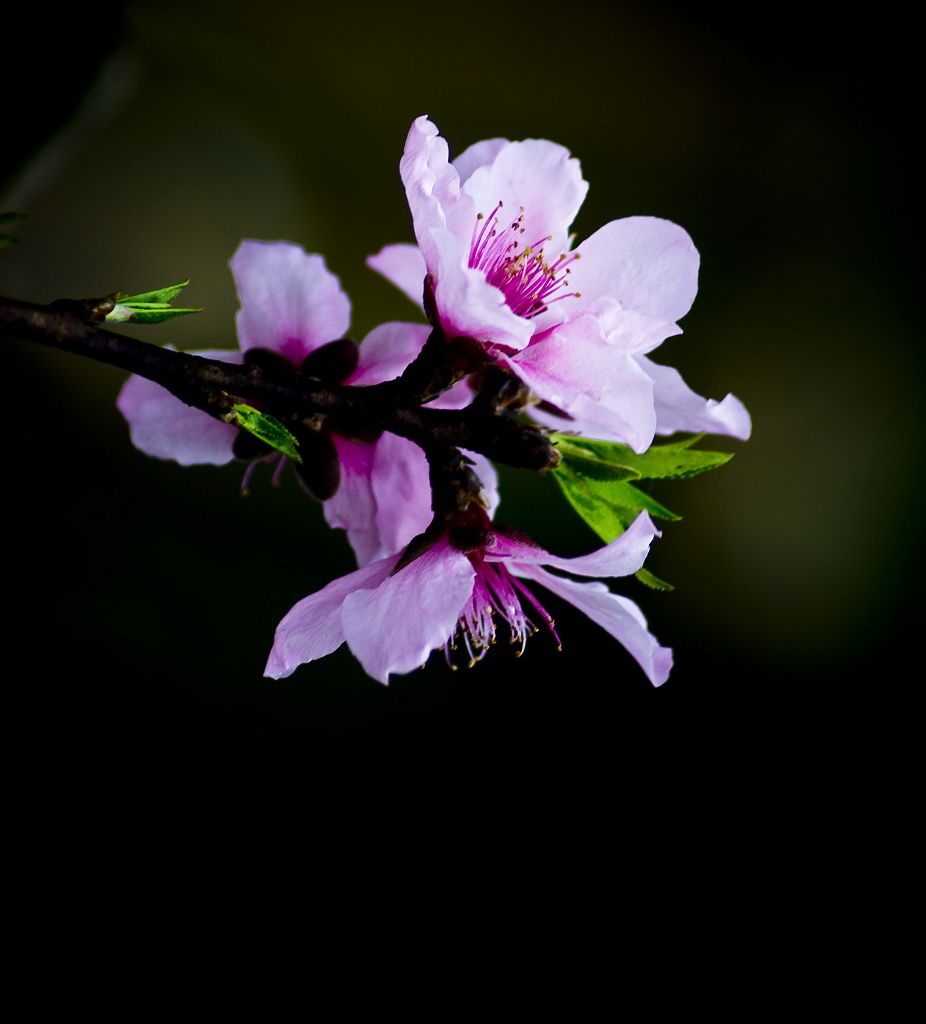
[106,279,202,324]
[232,405,302,463]
[111,305,203,324]
[552,432,733,480]
[118,280,192,305]
[634,567,674,591]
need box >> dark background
[3,2,918,801]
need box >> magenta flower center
[447,552,561,668]
[469,201,580,320]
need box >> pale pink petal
[568,216,700,322]
[488,511,659,578]
[526,403,635,444]
[342,539,475,684]
[513,565,673,686]
[231,240,351,363]
[324,437,381,567]
[366,244,427,310]
[430,227,533,349]
[505,316,613,402]
[638,355,752,440]
[428,377,474,410]
[563,389,656,454]
[116,348,241,466]
[367,442,499,562]
[462,138,588,254]
[348,323,474,401]
[263,555,398,679]
[452,137,508,184]
[348,321,432,387]
[503,316,656,452]
[399,116,474,272]
[369,432,435,563]
[597,306,684,356]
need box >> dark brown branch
[1,294,561,474]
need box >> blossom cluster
[117,116,750,688]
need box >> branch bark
[0,293,560,473]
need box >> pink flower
[265,510,671,687]
[117,239,464,565]
[369,116,750,451]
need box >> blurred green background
[3,1,917,779]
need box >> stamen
[270,453,287,487]
[240,452,289,495]
[240,461,258,496]
[446,552,561,669]
[468,204,582,320]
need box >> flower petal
[369,432,435,563]
[428,377,474,411]
[430,227,533,349]
[264,555,398,679]
[366,244,427,310]
[116,348,240,465]
[569,216,700,323]
[638,355,752,440]
[595,305,683,356]
[348,321,432,387]
[451,137,507,184]
[489,511,660,578]
[514,565,673,686]
[399,116,475,272]
[462,138,588,254]
[324,436,381,566]
[505,316,657,452]
[231,240,351,363]
[342,539,475,684]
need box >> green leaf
[232,405,302,463]
[553,437,641,482]
[105,279,202,324]
[634,567,674,591]
[551,432,732,579]
[112,305,203,324]
[552,460,680,545]
[552,432,733,480]
[118,280,192,305]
